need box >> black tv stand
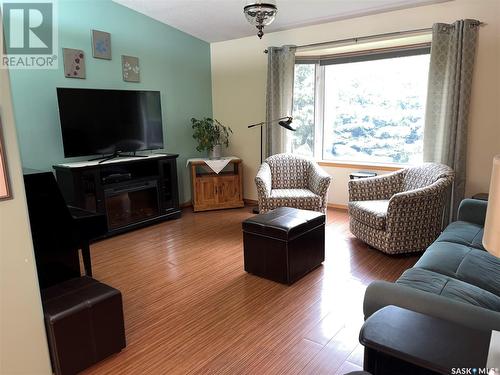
[88,152,149,164]
[53,154,181,238]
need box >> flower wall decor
[92,30,112,60]
[63,48,86,79]
[122,55,140,82]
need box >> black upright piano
[23,170,126,375]
[23,169,107,288]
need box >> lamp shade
[483,155,500,257]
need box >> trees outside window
[291,49,430,165]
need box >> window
[290,63,316,157]
[291,45,431,165]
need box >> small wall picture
[92,30,111,60]
[0,118,12,201]
[122,55,140,82]
[63,48,86,79]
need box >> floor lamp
[248,116,295,213]
[247,116,295,165]
[483,155,500,369]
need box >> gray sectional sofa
[364,199,500,332]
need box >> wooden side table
[189,158,244,212]
[350,171,377,180]
[359,306,491,375]
[472,193,489,201]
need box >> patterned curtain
[265,45,296,157]
[423,19,479,222]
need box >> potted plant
[191,117,232,159]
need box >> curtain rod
[263,21,484,54]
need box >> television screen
[57,88,164,157]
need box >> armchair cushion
[266,154,310,189]
[349,200,389,230]
[267,189,322,211]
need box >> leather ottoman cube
[42,277,126,375]
[242,207,325,284]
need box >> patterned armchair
[255,153,332,214]
[348,163,454,254]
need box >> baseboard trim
[182,200,256,209]
[244,199,258,206]
[243,199,347,210]
[185,199,346,210]
[180,201,192,208]
[328,203,348,210]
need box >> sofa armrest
[308,162,331,199]
[255,163,272,199]
[457,198,488,226]
[364,281,500,332]
[348,170,404,202]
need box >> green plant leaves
[191,117,233,152]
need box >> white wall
[0,24,53,375]
[211,0,500,204]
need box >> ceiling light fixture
[243,0,278,39]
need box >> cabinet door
[194,176,217,209]
[216,175,241,205]
[159,159,179,213]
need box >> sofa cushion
[435,220,485,250]
[396,268,500,312]
[414,242,500,297]
[348,200,389,230]
[414,241,470,275]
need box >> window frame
[292,42,431,167]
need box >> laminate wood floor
[83,207,419,375]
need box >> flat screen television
[57,88,164,157]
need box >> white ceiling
[113,0,449,43]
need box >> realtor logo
[1,1,58,69]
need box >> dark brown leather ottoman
[242,207,325,284]
[42,276,126,375]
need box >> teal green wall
[8,0,212,203]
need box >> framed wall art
[0,117,12,201]
[92,30,112,60]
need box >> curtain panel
[265,45,296,157]
[423,19,479,221]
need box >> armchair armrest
[387,178,450,218]
[308,162,331,198]
[348,170,404,202]
[255,163,272,199]
[458,198,488,226]
[389,178,450,204]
